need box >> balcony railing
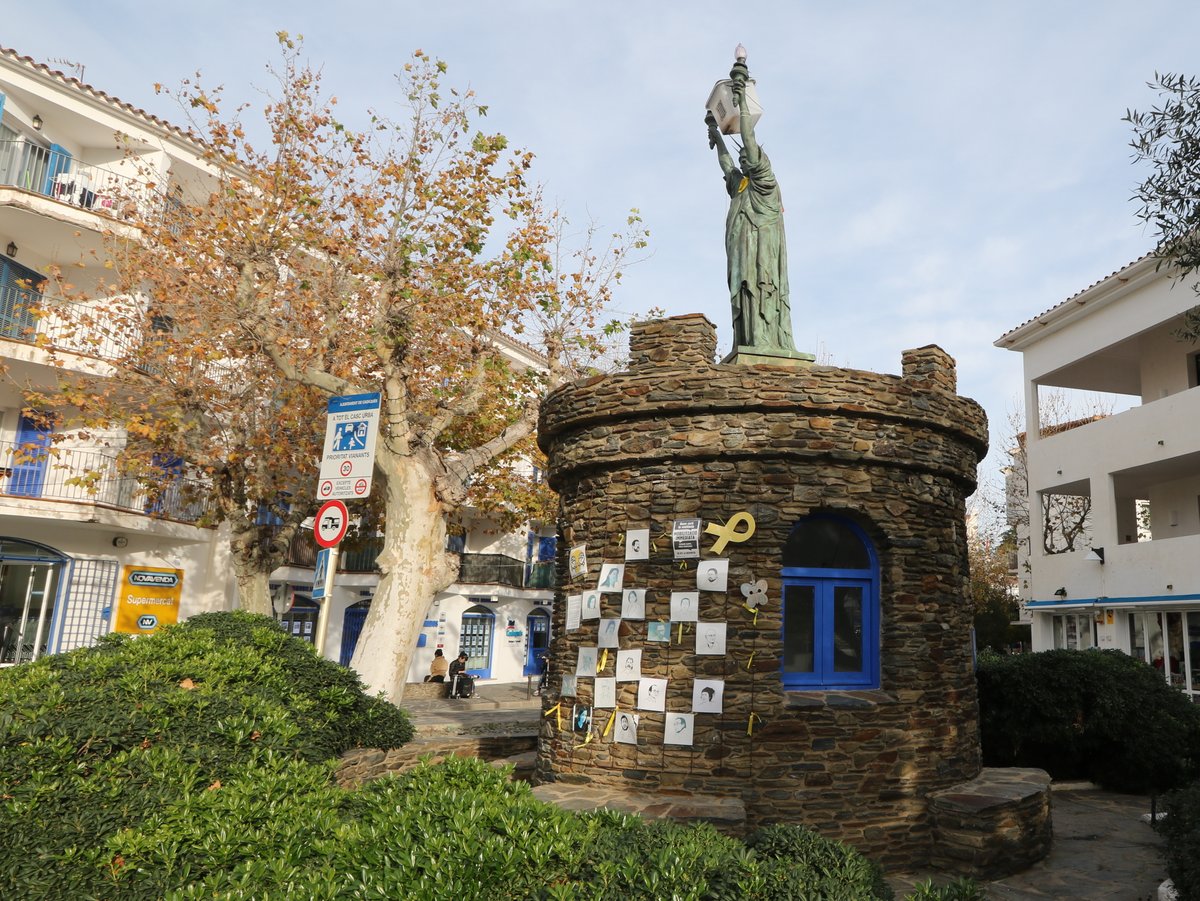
[0,281,141,363]
[0,439,210,524]
[282,538,557,589]
[0,141,158,221]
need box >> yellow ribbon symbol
[747,712,761,736]
[705,512,756,554]
[603,708,617,738]
[677,622,685,645]
[746,651,755,671]
[599,649,609,672]
[544,702,562,731]
[743,603,760,625]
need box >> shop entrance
[0,540,66,665]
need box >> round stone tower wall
[535,314,989,868]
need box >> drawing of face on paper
[598,618,621,648]
[646,621,669,643]
[593,677,616,709]
[637,677,667,712]
[695,622,727,656]
[581,590,602,620]
[576,647,598,677]
[625,528,650,561]
[670,591,699,623]
[696,559,729,592]
[568,545,587,581]
[565,595,582,631]
[615,648,641,681]
[664,713,695,746]
[692,679,724,714]
[621,589,646,620]
[615,712,639,745]
[560,675,578,697]
[597,563,624,592]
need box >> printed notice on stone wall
[616,648,642,681]
[621,588,646,620]
[568,544,588,581]
[615,711,639,744]
[646,621,670,642]
[594,677,616,708]
[637,677,667,712]
[576,647,598,677]
[581,590,602,620]
[664,712,694,746]
[670,591,699,623]
[566,594,582,631]
[625,528,650,561]
[696,622,727,656]
[672,518,701,559]
[696,559,729,592]
[560,674,578,697]
[597,563,624,592]
[692,679,724,714]
[598,618,621,648]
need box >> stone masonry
[533,314,1010,870]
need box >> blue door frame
[9,413,52,497]
[524,608,550,676]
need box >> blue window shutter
[43,144,71,196]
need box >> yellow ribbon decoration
[704,512,756,554]
[677,622,685,645]
[544,702,563,731]
[743,604,760,625]
[747,712,761,736]
[582,729,593,746]
[746,652,755,671]
[603,708,617,738]
[599,649,609,672]
[677,561,688,571]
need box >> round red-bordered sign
[314,499,349,548]
[319,480,333,498]
[354,478,369,496]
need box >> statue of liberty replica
[706,46,811,363]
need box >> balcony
[0,141,160,223]
[286,532,382,573]
[0,281,139,363]
[0,439,210,524]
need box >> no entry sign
[314,499,349,548]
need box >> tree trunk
[349,457,454,703]
[229,528,276,616]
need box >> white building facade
[0,48,233,665]
[997,253,1200,702]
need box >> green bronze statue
[706,52,799,357]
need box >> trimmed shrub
[1161,779,1200,901]
[977,649,1200,793]
[0,611,411,899]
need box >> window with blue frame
[781,516,879,690]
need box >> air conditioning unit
[705,79,763,135]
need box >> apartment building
[997,252,1200,702]
[0,47,232,665]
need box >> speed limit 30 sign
[314,499,349,548]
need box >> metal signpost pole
[314,544,339,657]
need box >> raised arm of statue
[732,78,761,167]
[706,111,735,177]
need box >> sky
[7,1,1199,505]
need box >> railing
[283,538,557,589]
[286,531,382,573]
[0,281,141,363]
[0,141,157,221]
[0,439,210,524]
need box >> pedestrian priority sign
[317,392,380,501]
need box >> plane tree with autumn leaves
[33,35,645,700]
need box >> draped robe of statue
[723,148,793,350]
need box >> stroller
[449,671,476,699]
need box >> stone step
[531,782,746,832]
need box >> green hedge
[976,649,1200,793]
[0,611,412,898]
[1162,779,1200,901]
[0,611,980,899]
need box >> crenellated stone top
[538,314,988,492]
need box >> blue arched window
[781,516,880,690]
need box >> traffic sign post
[312,499,349,656]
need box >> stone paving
[402,693,1170,899]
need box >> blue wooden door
[525,609,550,675]
[340,603,370,666]
[9,414,51,497]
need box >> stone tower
[534,314,1046,872]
